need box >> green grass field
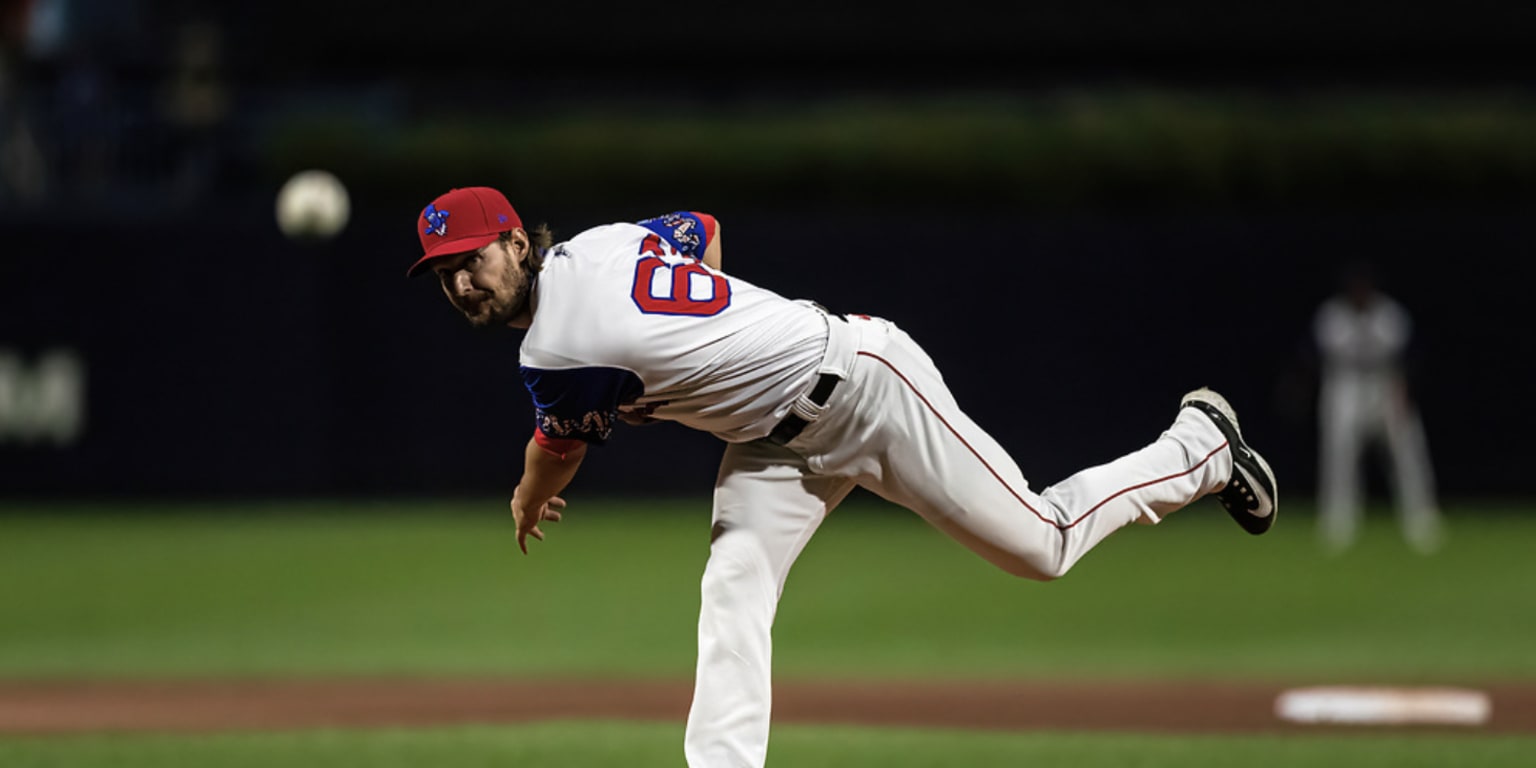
[4,721,1533,768]
[2,496,1533,766]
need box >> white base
[1275,686,1491,726]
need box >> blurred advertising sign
[0,348,86,446]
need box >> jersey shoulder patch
[636,211,715,259]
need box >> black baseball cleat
[1180,387,1278,535]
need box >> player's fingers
[544,509,563,523]
[548,496,567,510]
[517,530,529,555]
[530,527,545,542]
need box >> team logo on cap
[422,204,450,236]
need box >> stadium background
[4,1,1533,502]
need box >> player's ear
[507,228,532,261]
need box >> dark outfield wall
[1,198,1529,501]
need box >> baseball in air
[275,169,351,240]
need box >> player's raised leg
[684,440,857,768]
[806,322,1267,582]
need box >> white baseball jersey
[519,212,827,450]
[1314,292,1412,385]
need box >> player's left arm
[510,436,587,554]
[513,364,642,553]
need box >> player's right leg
[684,440,856,768]
[803,321,1245,581]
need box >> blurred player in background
[1313,260,1442,555]
[407,186,1278,768]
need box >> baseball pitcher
[408,186,1279,767]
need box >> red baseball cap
[408,186,523,277]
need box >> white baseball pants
[1316,373,1441,554]
[683,314,1233,767]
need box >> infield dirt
[2,679,1533,735]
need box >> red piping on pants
[856,352,1228,530]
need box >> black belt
[766,373,840,445]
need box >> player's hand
[617,401,667,426]
[617,411,659,426]
[510,493,566,555]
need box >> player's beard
[460,261,532,329]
